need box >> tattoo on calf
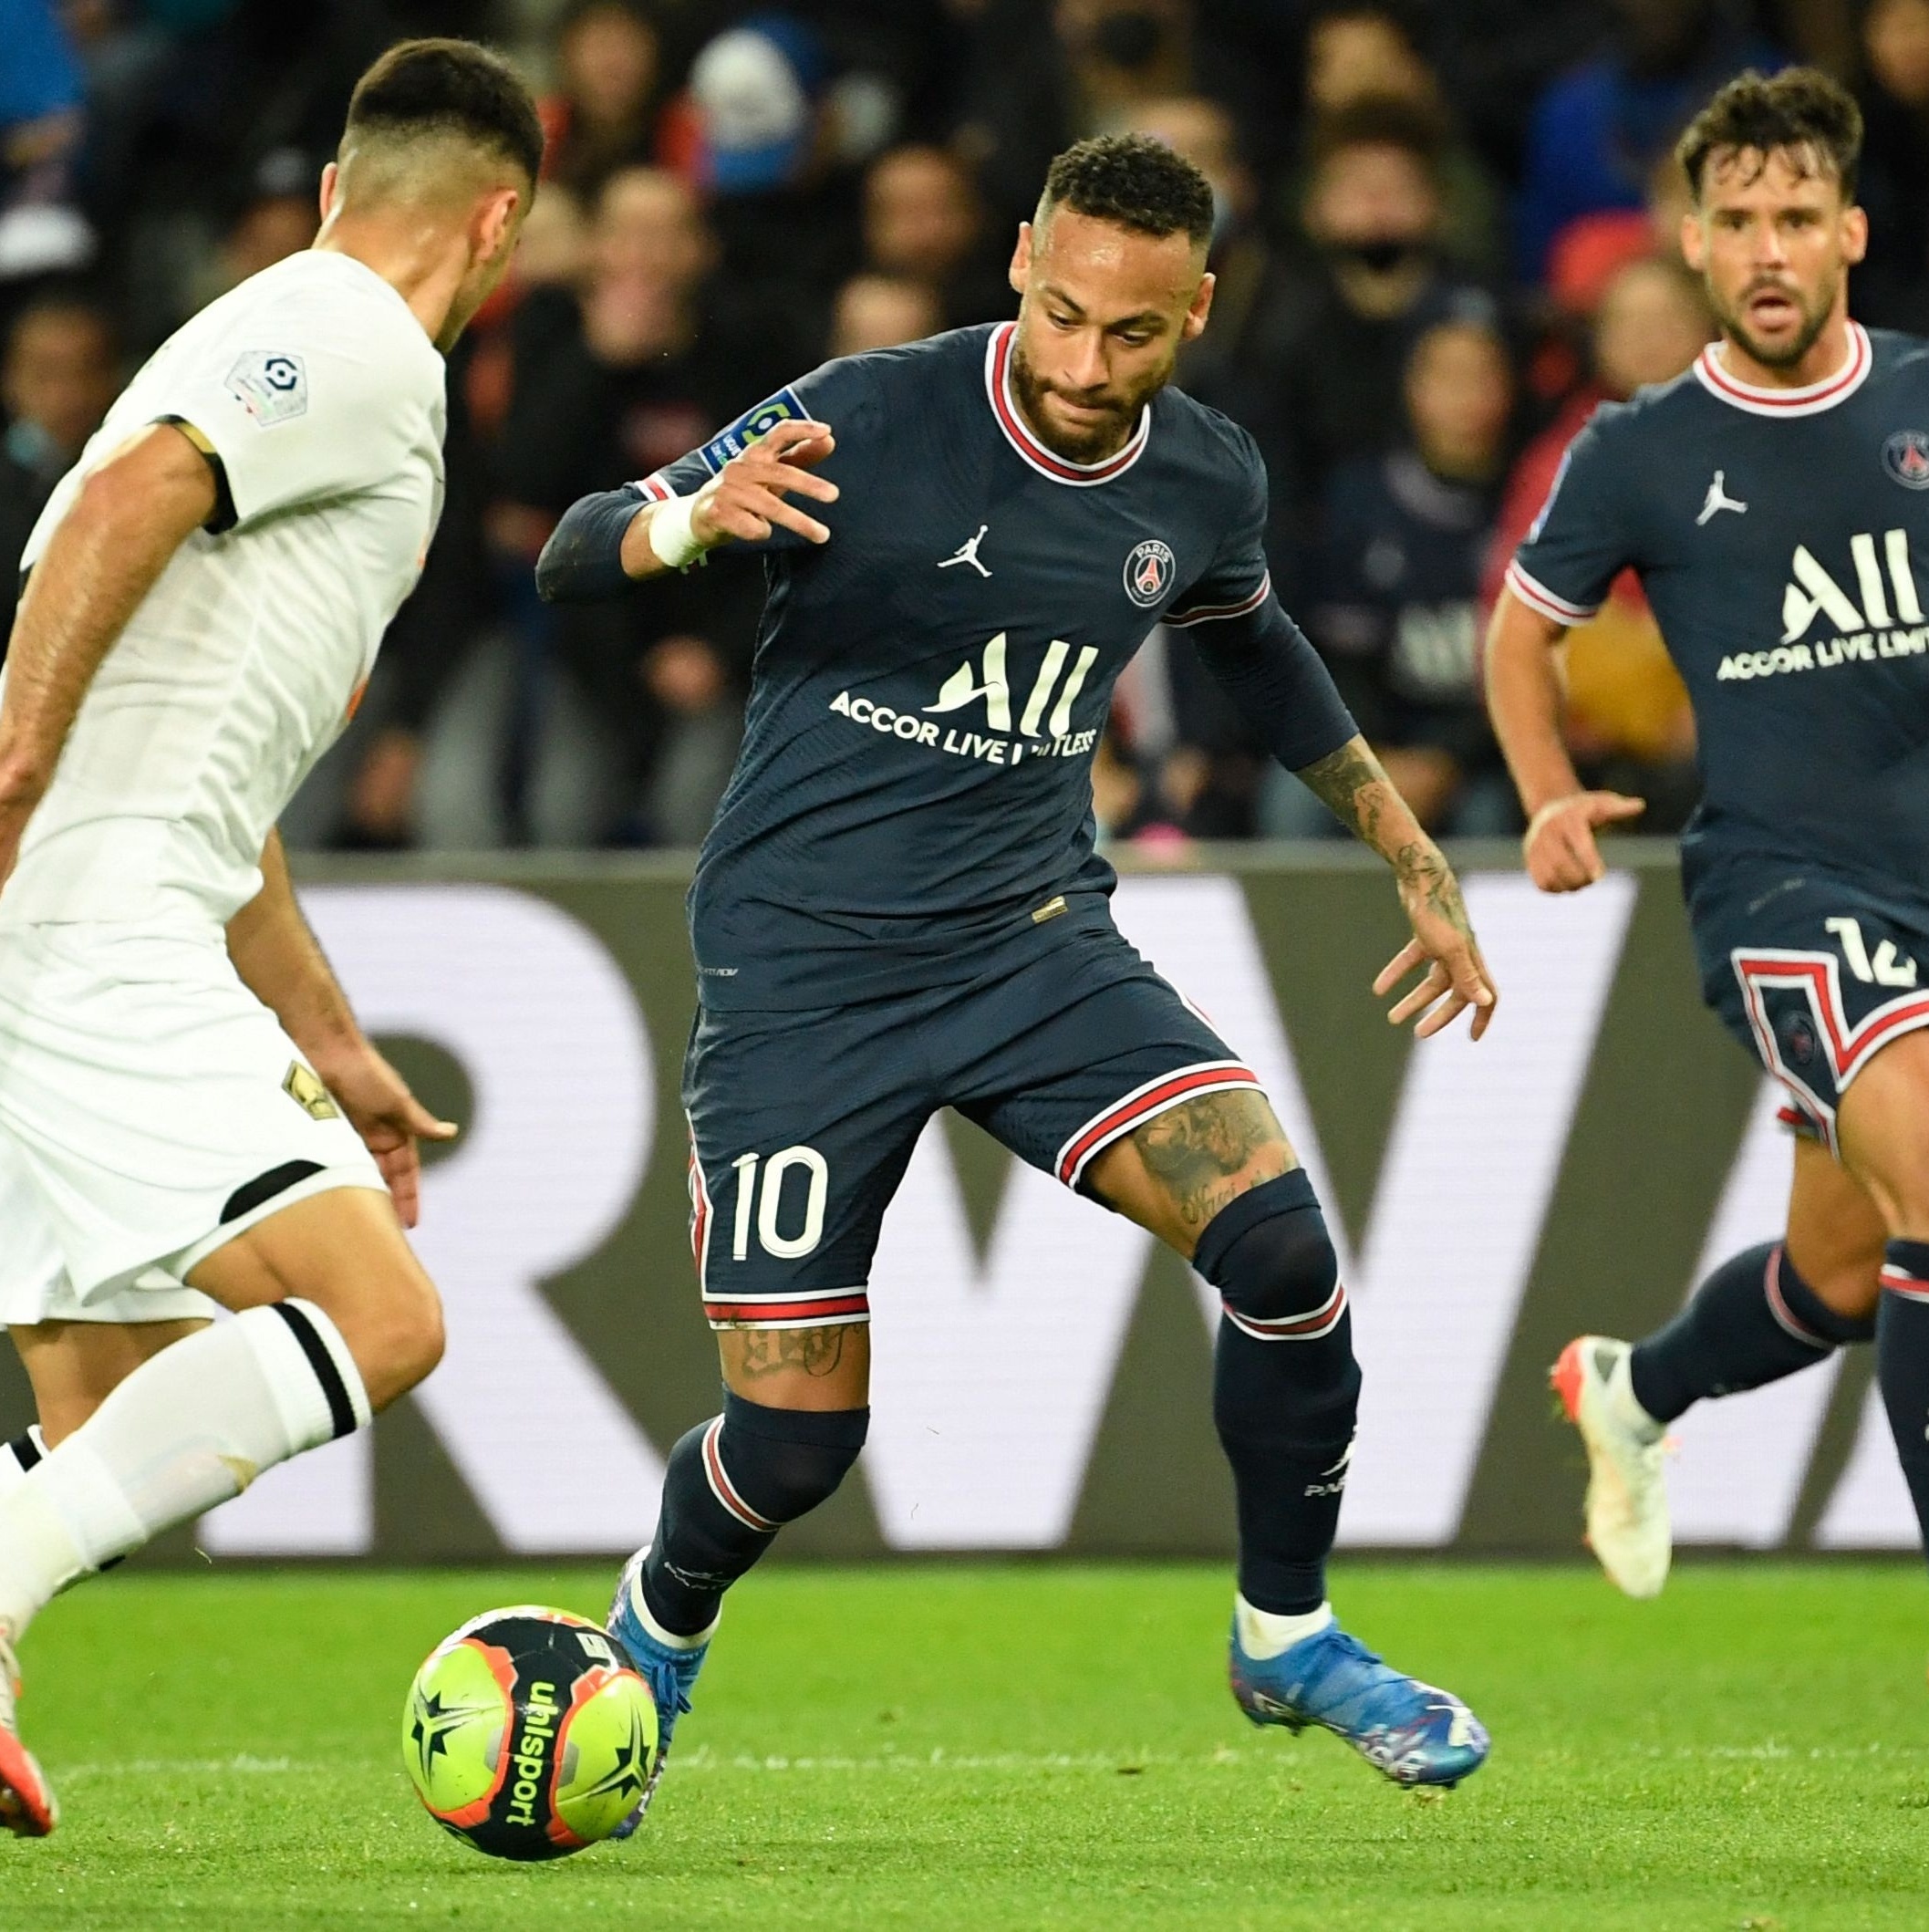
[1133,1090,1293,1231]
[734,1324,849,1380]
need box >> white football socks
[0,1301,369,1642]
[1235,1594,1334,1658]
[0,1427,47,1497]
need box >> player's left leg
[1832,1031,1929,1565]
[1554,1138,1884,1597]
[1084,1103,1481,1788]
[957,942,1487,1788]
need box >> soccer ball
[402,1605,659,1860]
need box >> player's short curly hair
[1040,134,1215,248]
[347,38,545,184]
[1676,67,1862,202]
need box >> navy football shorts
[1690,855,1929,1150]
[681,919,1259,1329]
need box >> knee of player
[721,1391,869,1524]
[393,1285,446,1391]
[1810,1257,1882,1326]
[344,1276,445,1407]
[1195,1171,1343,1336]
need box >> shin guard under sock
[641,1391,867,1637]
[1629,1241,1871,1426]
[1877,1241,1929,1558]
[1197,1171,1361,1618]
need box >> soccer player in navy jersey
[541,135,1499,1813]
[1488,68,1929,1604]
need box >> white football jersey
[3,247,446,930]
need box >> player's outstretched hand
[1374,857,1499,1041]
[316,1043,458,1230]
[690,418,840,549]
[1522,791,1644,893]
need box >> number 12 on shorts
[731,1147,828,1261]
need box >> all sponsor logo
[1123,538,1175,608]
[1717,530,1929,680]
[1883,430,1929,490]
[824,633,1103,766]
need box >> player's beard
[1008,338,1173,464]
[1714,266,1841,372]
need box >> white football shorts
[0,920,384,1305]
[0,1127,217,1326]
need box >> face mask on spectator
[1327,235,1434,275]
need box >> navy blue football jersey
[1509,323,1929,890]
[617,322,1346,1008]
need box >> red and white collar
[983,322,1151,485]
[1694,321,1872,417]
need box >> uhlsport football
[403,1605,658,1860]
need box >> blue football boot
[606,1547,714,1838]
[1229,1615,1489,1789]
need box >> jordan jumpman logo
[939,525,992,577]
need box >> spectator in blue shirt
[1514,0,1779,284]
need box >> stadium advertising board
[5,849,1908,1563]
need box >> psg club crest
[1882,431,1929,490]
[1124,538,1176,608]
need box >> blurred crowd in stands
[1,0,1923,851]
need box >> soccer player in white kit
[0,38,541,1835]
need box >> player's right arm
[0,423,216,880]
[535,358,882,602]
[1485,413,1648,894]
[226,829,455,1228]
[1486,591,1644,890]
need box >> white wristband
[647,493,705,571]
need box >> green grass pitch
[2,1562,1926,1930]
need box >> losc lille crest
[1123,538,1176,608]
[1882,431,1929,490]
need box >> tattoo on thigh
[734,1324,848,1380]
[1132,1090,1293,1231]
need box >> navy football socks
[1628,1241,1872,1426]
[640,1390,868,1637]
[1877,1241,1929,1558]
[1196,1172,1362,1618]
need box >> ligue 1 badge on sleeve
[1124,538,1176,608]
[225,350,308,427]
[1882,430,1929,490]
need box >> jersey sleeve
[1503,404,1638,627]
[1165,425,1273,627]
[1161,427,1357,768]
[143,306,440,532]
[629,353,881,549]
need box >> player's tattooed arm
[1132,1090,1295,1235]
[1295,733,1499,1040]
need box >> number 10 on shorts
[731,1147,829,1260]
